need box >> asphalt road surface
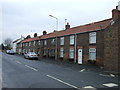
[1,52,119,89]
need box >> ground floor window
[60,48,64,58]
[89,48,96,60]
[44,49,46,56]
[51,49,55,56]
[69,48,74,59]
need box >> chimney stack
[43,31,47,35]
[34,33,37,37]
[65,22,70,30]
[112,6,120,20]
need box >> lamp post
[49,15,58,60]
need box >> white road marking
[83,86,96,89]
[110,74,115,77]
[99,74,110,77]
[25,65,38,71]
[103,83,118,87]
[46,75,79,89]
[16,61,21,64]
[79,69,86,72]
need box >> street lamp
[49,15,58,60]
[49,15,58,31]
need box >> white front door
[78,49,82,64]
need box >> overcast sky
[0,0,119,43]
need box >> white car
[24,52,38,60]
[6,50,15,55]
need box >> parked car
[6,50,15,55]
[6,50,10,54]
[24,52,38,60]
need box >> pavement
[15,53,118,76]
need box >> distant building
[13,36,24,53]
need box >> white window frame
[44,40,47,46]
[51,39,55,45]
[26,43,28,46]
[89,32,96,44]
[38,40,40,45]
[34,41,36,46]
[69,48,74,59]
[29,42,31,46]
[70,35,74,45]
[89,48,96,60]
[60,37,64,45]
[60,48,64,58]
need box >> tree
[1,43,4,50]
[4,38,12,50]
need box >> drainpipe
[55,36,58,60]
[74,33,77,63]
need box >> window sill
[89,43,96,45]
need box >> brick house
[104,6,120,72]
[21,33,41,55]
[39,19,111,66]
[19,6,119,70]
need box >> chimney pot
[43,31,47,35]
[34,33,37,37]
[65,22,70,30]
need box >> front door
[78,49,82,64]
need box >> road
[1,52,119,89]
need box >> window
[51,49,55,56]
[89,48,96,60]
[69,48,74,59]
[26,50,27,53]
[34,41,36,46]
[89,32,96,44]
[29,42,31,46]
[44,49,46,55]
[44,40,47,45]
[70,35,74,45]
[60,48,64,57]
[51,39,55,45]
[60,37,64,45]
[21,43,22,47]
[38,40,40,45]
[26,43,28,46]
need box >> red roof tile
[41,18,112,39]
[22,36,40,43]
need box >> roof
[13,38,21,43]
[21,18,112,42]
[41,18,112,39]
[22,36,40,43]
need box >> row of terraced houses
[13,6,120,73]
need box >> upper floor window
[21,43,22,47]
[51,39,55,45]
[29,42,31,46]
[70,35,74,45]
[26,43,28,46]
[34,41,36,46]
[38,40,41,45]
[44,40,47,46]
[60,37,64,45]
[89,32,96,44]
